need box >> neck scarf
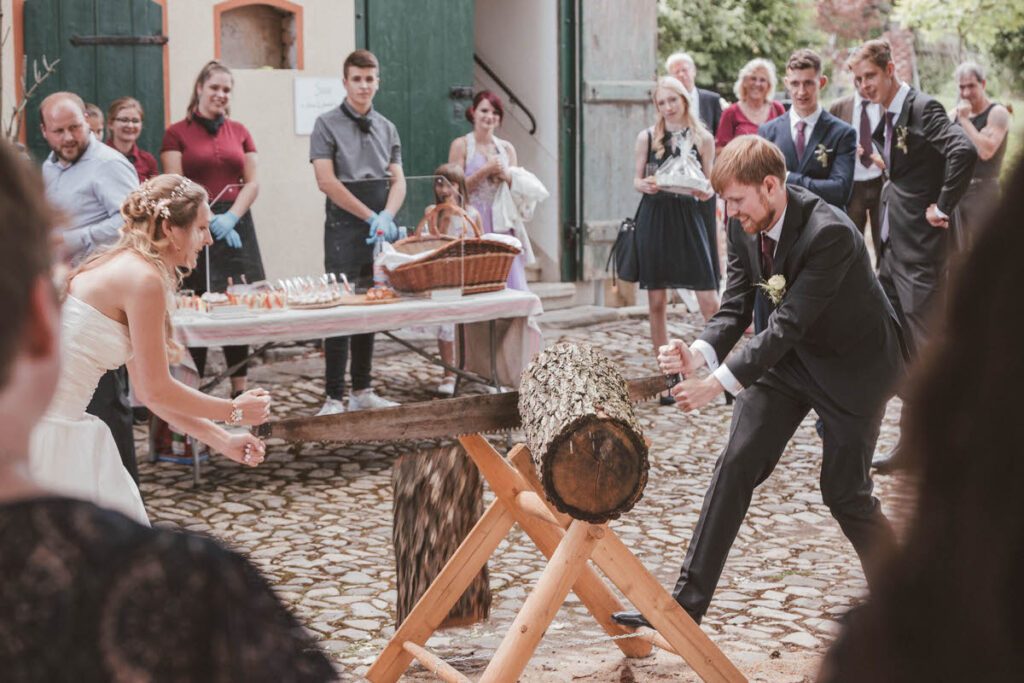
[192,112,226,135]
[341,101,373,133]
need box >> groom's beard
[755,190,779,234]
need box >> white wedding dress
[28,296,150,526]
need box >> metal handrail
[473,53,537,135]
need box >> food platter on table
[174,276,402,315]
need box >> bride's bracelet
[227,400,243,425]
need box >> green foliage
[893,0,1024,57]
[658,0,824,99]
[991,25,1024,91]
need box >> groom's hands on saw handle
[658,338,725,412]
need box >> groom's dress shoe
[612,610,652,629]
[871,445,905,473]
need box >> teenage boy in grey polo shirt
[39,91,140,483]
[310,49,406,415]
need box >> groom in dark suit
[848,40,976,470]
[613,136,904,628]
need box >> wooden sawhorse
[367,434,746,682]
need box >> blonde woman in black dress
[633,76,719,402]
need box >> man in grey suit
[613,136,903,628]
[849,40,976,471]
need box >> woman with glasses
[106,97,158,182]
[715,58,785,152]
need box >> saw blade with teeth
[256,375,669,445]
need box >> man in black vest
[951,61,1010,246]
[612,136,904,627]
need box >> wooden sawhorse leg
[366,435,746,683]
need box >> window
[216,0,303,70]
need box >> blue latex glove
[223,228,243,249]
[210,211,240,241]
[365,210,398,244]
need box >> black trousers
[847,176,884,258]
[323,182,386,399]
[876,245,943,359]
[672,355,895,622]
[86,366,138,485]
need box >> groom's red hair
[710,135,787,193]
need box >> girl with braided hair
[29,174,272,526]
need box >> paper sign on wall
[294,77,346,135]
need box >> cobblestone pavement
[137,307,913,681]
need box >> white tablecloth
[172,289,545,386]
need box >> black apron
[184,200,266,294]
[324,179,389,292]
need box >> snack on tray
[288,290,342,307]
[366,285,397,301]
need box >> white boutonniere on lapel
[758,274,787,305]
[814,144,832,168]
[895,125,909,155]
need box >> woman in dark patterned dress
[633,76,719,403]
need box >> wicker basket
[386,202,520,294]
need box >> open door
[576,0,657,301]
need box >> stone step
[528,281,578,311]
[525,263,542,283]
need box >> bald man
[40,92,138,265]
[39,92,140,485]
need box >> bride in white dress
[29,175,272,525]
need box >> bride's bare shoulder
[104,250,168,293]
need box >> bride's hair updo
[117,174,208,288]
[70,174,208,362]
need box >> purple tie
[760,233,776,275]
[883,111,895,164]
[795,120,807,161]
[879,112,896,243]
[859,100,873,168]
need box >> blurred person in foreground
[0,138,335,681]
[818,158,1024,683]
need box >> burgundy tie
[859,100,873,168]
[760,233,776,275]
[795,120,807,161]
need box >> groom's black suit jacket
[700,186,905,416]
[871,88,976,266]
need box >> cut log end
[542,417,648,524]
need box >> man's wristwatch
[228,400,243,425]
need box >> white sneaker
[348,388,399,411]
[316,398,345,416]
[436,376,456,397]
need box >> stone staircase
[524,264,578,311]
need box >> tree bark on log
[518,343,649,523]
[392,443,491,627]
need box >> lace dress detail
[0,498,336,681]
[28,297,148,525]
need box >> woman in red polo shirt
[161,60,265,397]
[106,97,159,182]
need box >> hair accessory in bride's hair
[168,176,194,202]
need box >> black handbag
[606,131,653,286]
[607,211,640,285]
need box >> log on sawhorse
[366,434,747,683]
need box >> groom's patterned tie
[760,233,776,276]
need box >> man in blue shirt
[40,92,140,483]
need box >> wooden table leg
[366,497,516,683]
[479,520,604,682]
